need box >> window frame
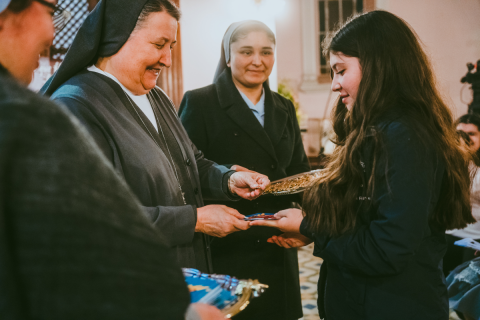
[300,0,374,91]
[317,0,361,82]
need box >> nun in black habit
[179,21,309,320]
[41,0,269,274]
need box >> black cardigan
[301,116,450,320]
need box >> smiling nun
[41,0,270,274]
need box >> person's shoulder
[0,74,68,122]
[271,91,294,113]
[373,114,433,161]
[184,84,217,101]
[0,79,87,148]
[375,112,415,138]
[51,71,102,100]
[179,84,218,116]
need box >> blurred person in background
[42,0,269,274]
[0,0,224,318]
[444,114,480,277]
[179,20,309,320]
[446,251,480,320]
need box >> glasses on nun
[34,0,71,33]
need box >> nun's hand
[228,172,269,200]
[249,208,303,233]
[231,164,254,173]
[195,205,249,238]
[267,233,313,248]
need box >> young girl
[251,10,474,320]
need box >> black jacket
[179,68,310,320]
[301,116,449,320]
[0,65,189,319]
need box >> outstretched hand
[249,208,304,233]
[195,205,249,238]
[267,233,313,248]
[229,171,270,200]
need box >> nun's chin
[242,72,269,87]
[142,69,161,90]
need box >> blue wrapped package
[183,268,268,317]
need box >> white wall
[180,0,289,93]
[274,0,480,121]
[376,0,480,117]
[275,0,336,121]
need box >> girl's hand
[267,232,313,248]
[249,208,304,233]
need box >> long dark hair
[303,10,474,236]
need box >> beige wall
[275,0,480,121]
[377,0,480,117]
[275,0,335,122]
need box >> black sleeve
[312,121,443,277]
[141,204,197,247]
[191,142,238,201]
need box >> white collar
[87,65,147,98]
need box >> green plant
[277,81,302,125]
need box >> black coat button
[194,187,199,195]
[234,132,239,137]
[185,158,192,166]
[271,164,276,169]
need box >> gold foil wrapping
[263,170,324,195]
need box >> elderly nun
[41,0,269,274]
[0,0,226,318]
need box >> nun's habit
[41,0,237,273]
[179,21,309,320]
